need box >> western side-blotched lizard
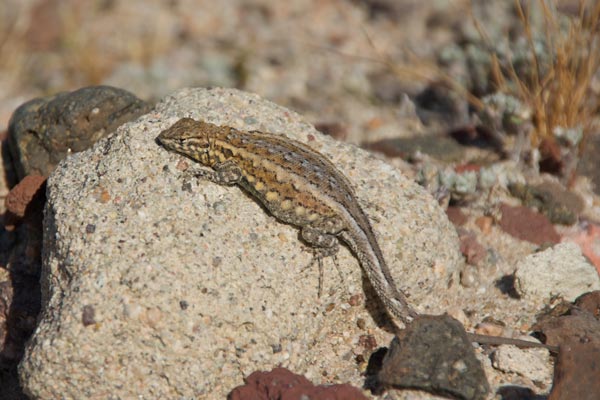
[157,118,417,324]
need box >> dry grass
[486,0,600,151]
[363,0,600,174]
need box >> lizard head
[157,118,215,163]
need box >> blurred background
[2,0,596,160]
[0,0,513,143]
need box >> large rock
[19,88,461,399]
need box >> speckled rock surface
[19,88,461,399]
[515,242,600,305]
[491,344,552,383]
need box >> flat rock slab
[19,88,461,399]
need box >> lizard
[156,118,562,352]
[157,117,417,325]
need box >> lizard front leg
[186,160,243,186]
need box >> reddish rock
[575,291,600,319]
[454,163,481,173]
[4,175,46,230]
[533,310,600,348]
[563,222,600,274]
[446,206,468,226]
[548,337,600,400]
[533,295,600,399]
[474,216,493,234]
[228,367,368,400]
[498,203,560,245]
[458,229,487,265]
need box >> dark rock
[578,133,600,195]
[7,85,150,180]
[449,125,505,153]
[538,138,563,175]
[228,367,368,400]
[0,281,12,351]
[313,121,348,140]
[496,386,542,400]
[81,305,96,326]
[0,177,48,400]
[414,83,469,128]
[532,182,583,222]
[358,334,378,352]
[498,203,560,245]
[495,275,520,299]
[354,0,417,22]
[364,135,465,163]
[509,182,582,225]
[531,292,600,399]
[378,314,489,400]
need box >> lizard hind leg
[300,225,347,298]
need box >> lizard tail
[339,230,417,325]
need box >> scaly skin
[157,118,417,324]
